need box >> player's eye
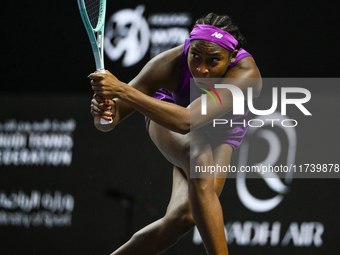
[191,53,200,59]
[211,58,219,62]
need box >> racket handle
[96,68,109,124]
[100,118,113,125]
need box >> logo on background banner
[104,6,192,67]
[0,190,74,228]
[104,5,150,67]
[0,119,75,166]
[236,112,297,212]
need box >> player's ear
[230,50,238,63]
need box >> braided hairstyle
[195,13,246,49]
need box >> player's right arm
[90,45,183,132]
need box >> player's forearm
[117,84,190,134]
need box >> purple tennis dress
[146,39,254,150]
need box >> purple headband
[189,24,238,51]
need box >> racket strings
[84,0,101,28]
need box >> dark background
[1,0,339,254]
[1,0,339,94]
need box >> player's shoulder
[130,44,184,92]
[233,54,258,73]
[148,44,183,72]
[140,45,183,88]
[228,55,262,96]
[226,52,261,84]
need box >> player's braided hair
[195,13,246,49]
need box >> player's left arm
[89,55,261,134]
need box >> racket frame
[77,0,112,124]
[77,0,106,73]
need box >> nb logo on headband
[211,32,223,39]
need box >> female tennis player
[89,13,261,255]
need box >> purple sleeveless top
[148,39,255,150]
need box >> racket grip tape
[100,118,113,125]
[97,68,106,73]
[96,68,110,124]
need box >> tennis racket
[77,0,112,124]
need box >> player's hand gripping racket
[77,0,112,124]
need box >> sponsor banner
[193,221,324,247]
